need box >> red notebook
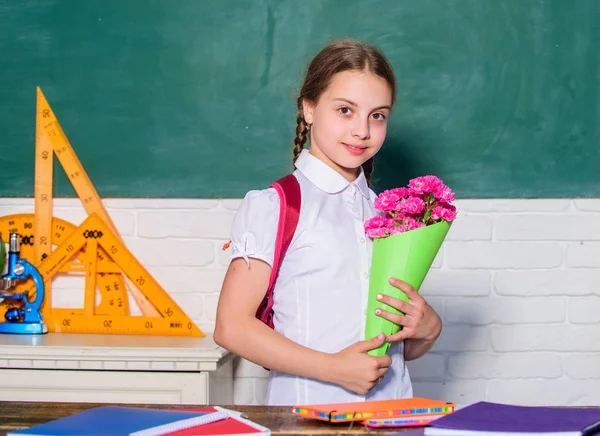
[165,407,270,435]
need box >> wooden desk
[0,401,421,435]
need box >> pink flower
[364,215,388,230]
[366,227,390,238]
[388,225,407,235]
[399,196,426,215]
[374,189,401,213]
[404,216,426,231]
[364,215,394,238]
[389,210,406,222]
[436,185,455,203]
[388,187,409,199]
[408,175,444,196]
[431,203,457,222]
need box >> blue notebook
[8,406,229,436]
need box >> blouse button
[359,237,366,243]
[348,185,356,194]
[363,272,369,280]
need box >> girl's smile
[342,142,368,156]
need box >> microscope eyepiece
[9,234,19,253]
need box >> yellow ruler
[39,213,203,336]
[0,214,128,317]
[33,87,160,320]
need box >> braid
[293,111,308,166]
[362,157,375,187]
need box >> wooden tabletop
[0,401,422,435]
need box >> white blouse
[230,149,413,405]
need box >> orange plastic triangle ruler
[38,213,203,336]
[33,87,160,322]
[0,89,132,321]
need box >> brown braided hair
[293,39,396,186]
[293,102,309,165]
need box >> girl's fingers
[386,328,413,342]
[376,293,414,315]
[389,278,420,300]
[375,307,409,326]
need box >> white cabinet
[0,333,232,404]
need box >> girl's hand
[329,334,392,395]
[376,278,442,343]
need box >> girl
[214,39,442,405]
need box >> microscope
[0,233,48,334]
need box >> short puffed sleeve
[230,188,280,268]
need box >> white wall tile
[448,353,562,379]
[446,242,563,269]
[496,215,600,241]
[444,298,567,325]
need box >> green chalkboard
[1,0,599,198]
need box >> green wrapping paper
[365,220,452,356]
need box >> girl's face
[302,70,393,181]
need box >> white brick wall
[1,198,599,406]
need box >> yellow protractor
[0,214,129,319]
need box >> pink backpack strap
[255,174,301,330]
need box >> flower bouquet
[364,176,456,356]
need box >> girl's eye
[371,113,386,121]
[338,106,352,116]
